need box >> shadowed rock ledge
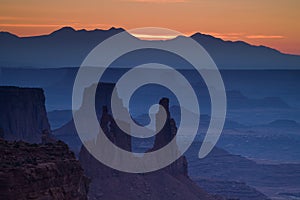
[0,139,89,200]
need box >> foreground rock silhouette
[0,87,89,199]
[0,139,89,200]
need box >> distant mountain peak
[108,27,125,31]
[50,26,76,35]
[191,32,224,42]
[191,32,281,54]
[49,26,125,36]
[0,31,19,39]
[191,32,214,38]
[0,27,299,69]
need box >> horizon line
[1,25,299,56]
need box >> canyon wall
[0,86,50,143]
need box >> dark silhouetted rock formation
[100,105,131,152]
[53,83,283,199]
[53,83,116,154]
[149,97,188,176]
[0,86,51,143]
[79,97,220,200]
[0,139,89,200]
[152,98,173,150]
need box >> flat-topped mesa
[0,86,51,143]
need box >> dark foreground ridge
[0,139,89,200]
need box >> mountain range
[0,26,300,69]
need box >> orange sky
[1,0,299,55]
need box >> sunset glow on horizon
[1,0,299,55]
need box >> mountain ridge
[191,32,281,54]
[0,27,289,55]
[0,26,300,69]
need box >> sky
[0,0,299,55]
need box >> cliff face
[0,139,89,200]
[79,97,220,200]
[0,86,50,143]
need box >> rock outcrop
[0,86,51,143]
[79,97,220,200]
[149,97,188,176]
[0,139,89,200]
[100,105,132,152]
[53,83,116,154]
